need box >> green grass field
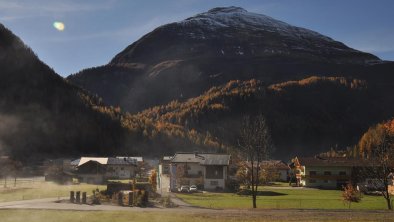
[0,210,264,222]
[0,179,105,202]
[176,187,388,210]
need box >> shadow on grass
[237,189,288,196]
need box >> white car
[189,185,198,192]
[180,185,190,193]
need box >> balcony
[183,173,203,178]
[303,174,350,180]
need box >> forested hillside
[0,24,130,163]
[130,77,394,158]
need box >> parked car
[180,185,190,193]
[189,185,198,192]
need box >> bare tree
[0,158,22,188]
[238,114,274,208]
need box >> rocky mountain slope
[68,6,387,113]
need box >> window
[121,167,124,170]
[198,171,202,176]
[210,181,218,186]
[309,171,317,175]
[206,166,223,179]
[324,171,331,175]
[309,179,316,183]
[339,171,346,176]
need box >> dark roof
[295,157,364,167]
[163,156,173,161]
[260,160,290,170]
[70,158,80,166]
[200,154,231,165]
[171,153,230,165]
[171,153,204,163]
[108,157,137,166]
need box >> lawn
[176,187,389,210]
[0,210,266,222]
[0,178,105,202]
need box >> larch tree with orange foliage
[358,120,394,210]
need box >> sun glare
[53,22,65,31]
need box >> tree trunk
[384,181,392,210]
[253,193,257,208]
[386,196,392,210]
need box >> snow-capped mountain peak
[179,6,333,42]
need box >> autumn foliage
[342,184,361,208]
[358,119,394,158]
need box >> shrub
[342,184,362,209]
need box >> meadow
[0,177,105,202]
[176,186,388,210]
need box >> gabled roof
[116,156,143,162]
[70,158,80,166]
[171,152,230,166]
[76,157,137,167]
[294,156,364,167]
[171,153,204,163]
[108,157,137,165]
[200,154,231,165]
[163,156,173,161]
[78,157,108,166]
[260,160,290,170]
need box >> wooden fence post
[70,191,75,203]
[82,192,87,204]
[76,191,80,204]
[118,192,123,206]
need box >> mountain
[0,23,131,163]
[68,6,388,113]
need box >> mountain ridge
[0,23,131,163]
[68,6,387,114]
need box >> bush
[161,195,176,208]
[136,190,149,207]
[342,184,362,209]
[226,179,240,192]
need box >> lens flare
[53,22,65,31]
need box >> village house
[169,152,231,191]
[260,160,290,182]
[74,157,137,184]
[159,156,173,175]
[291,156,360,189]
[117,156,144,163]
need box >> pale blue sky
[1,0,393,77]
